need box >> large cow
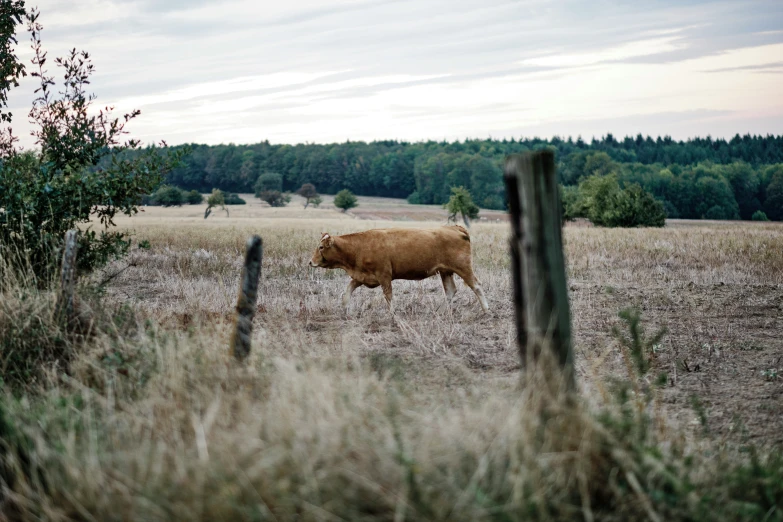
[308,225,489,313]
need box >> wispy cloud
[703,61,783,73]
[7,0,783,146]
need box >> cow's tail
[454,224,470,241]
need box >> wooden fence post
[504,151,575,388]
[230,235,263,362]
[55,229,78,323]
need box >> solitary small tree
[205,189,229,219]
[334,189,358,213]
[296,183,319,208]
[445,186,479,228]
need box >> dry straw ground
[1,193,782,520]
[108,195,783,444]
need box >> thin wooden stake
[504,151,575,388]
[230,235,263,361]
[56,229,78,323]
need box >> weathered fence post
[230,235,263,362]
[504,151,575,389]
[55,229,78,323]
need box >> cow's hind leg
[440,271,457,301]
[342,279,361,312]
[455,269,489,312]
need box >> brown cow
[308,225,489,313]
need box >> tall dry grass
[3,315,779,521]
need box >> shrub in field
[0,8,183,282]
[257,190,290,207]
[224,193,246,205]
[578,174,665,227]
[186,189,203,204]
[143,185,195,206]
[579,173,619,225]
[311,194,323,208]
[606,184,667,227]
[752,210,769,221]
[334,189,358,212]
[151,185,184,207]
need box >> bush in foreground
[0,8,182,281]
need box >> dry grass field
[106,194,783,444]
[1,192,782,520]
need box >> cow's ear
[322,233,334,247]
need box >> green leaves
[334,189,358,212]
[0,8,186,281]
[566,174,666,227]
[254,172,283,194]
[444,186,479,227]
[204,189,229,218]
[611,308,667,377]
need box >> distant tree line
[112,134,783,220]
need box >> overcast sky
[7,0,783,147]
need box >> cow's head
[309,233,336,268]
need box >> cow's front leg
[342,279,361,312]
[381,281,394,314]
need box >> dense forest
[132,134,783,221]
